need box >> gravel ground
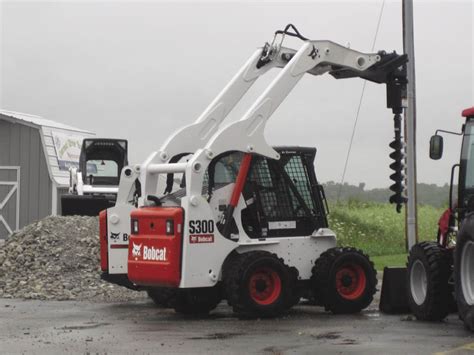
[0,216,146,302]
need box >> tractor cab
[429,107,474,220]
[458,107,474,217]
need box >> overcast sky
[1,0,472,188]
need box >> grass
[371,254,408,271]
[327,200,444,264]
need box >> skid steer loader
[406,106,474,330]
[61,138,128,216]
[100,25,408,317]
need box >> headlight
[131,219,139,234]
[166,219,174,235]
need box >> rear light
[99,210,108,272]
[166,219,174,235]
[131,219,139,234]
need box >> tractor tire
[455,214,474,331]
[312,247,377,314]
[224,251,291,318]
[146,287,177,308]
[407,242,451,321]
[173,287,221,315]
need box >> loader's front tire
[173,287,221,315]
[224,251,291,318]
[455,215,474,331]
[146,287,176,308]
[407,242,451,321]
[312,247,377,314]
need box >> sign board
[51,132,84,171]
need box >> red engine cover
[127,207,183,287]
[99,210,108,272]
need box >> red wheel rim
[335,263,366,300]
[248,267,282,305]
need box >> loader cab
[208,147,328,239]
[80,139,128,186]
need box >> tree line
[322,181,454,208]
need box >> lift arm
[183,26,407,211]
[136,47,302,204]
[139,25,407,212]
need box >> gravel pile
[0,216,146,302]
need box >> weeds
[328,201,443,256]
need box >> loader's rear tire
[455,215,474,331]
[285,266,301,309]
[173,287,221,315]
[224,251,291,318]
[146,287,176,308]
[407,242,451,321]
[312,247,377,314]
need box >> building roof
[0,109,93,134]
[0,109,95,187]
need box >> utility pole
[403,0,418,249]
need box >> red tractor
[407,107,474,330]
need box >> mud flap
[61,195,116,216]
[379,267,410,314]
[100,272,141,291]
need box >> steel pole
[403,0,418,249]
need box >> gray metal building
[0,110,94,238]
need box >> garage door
[0,166,20,239]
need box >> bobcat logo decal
[132,243,142,257]
[110,232,120,241]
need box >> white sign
[52,131,84,171]
[268,221,297,230]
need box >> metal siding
[0,121,11,226]
[48,180,53,214]
[28,128,40,222]
[9,125,21,229]
[19,125,30,227]
[0,120,10,166]
[1,116,90,236]
[38,135,51,219]
[0,121,20,237]
[11,124,52,229]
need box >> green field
[327,201,444,269]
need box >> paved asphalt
[1,297,473,354]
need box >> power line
[337,0,386,201]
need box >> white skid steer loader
[61,138,128,216]
[99,25,408,317]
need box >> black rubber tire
[312,247,377,314]
[285,266,301,309]
[146,287,177,308]
[455,214,474,331]
[173,287,221,315]
[224,251,291,318]
[407,242,451,321]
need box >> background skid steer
[61,138,128,216]
[100,25,408,317]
